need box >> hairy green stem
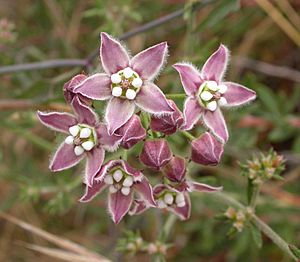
[211,192,297,261]
[249,185,261,210]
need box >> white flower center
[198,81,228,111]
[156,191,185,208]
[104,168,134,196]
[110,67,143,100]
[65,124,96,156]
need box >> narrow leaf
[250,223,263,249]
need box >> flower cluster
[240,149,285,185]
[37,32,256,223]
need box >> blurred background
[0,0,300,261]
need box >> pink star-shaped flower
[80,159,156,224]
[37,97,120,187]
[74,32,173,135]
[173,44,256,143]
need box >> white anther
[123,176,133,187]
[132,77,143,88]
[112,86,122,97]
[113,170,123,182]
[175,193,185,204]
[164,193,174,205]
[80,127,92,138]
[81,141,94,151]
[218,84,227,94]
[121,186,131,196]
[69,125,80,136]
[206,81,218,91]
[111,73,122,84]
[200,91,213,101]
[109,185,118,193]
[157,199,167,209]
[74,145,84,156]
[207,100,217,111]
[104,175,114,185]
[218,97,227,106]
[123,67,134,78]
[126,89,136,100]
[177,201,186,207]
[65,135,74,145]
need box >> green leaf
[250,223,263,249]
[268,126,295,142]
[289,245,300,259]
[195,0,240,31]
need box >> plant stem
[251,214,296,261]
[210,192,297,261]
[159,214,177,242]
[181,131,196,140]
[165,93,186,99]
[249,185,261,210]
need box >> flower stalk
[211,191,297,261]
[181,131,195,140]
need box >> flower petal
[173,63,203,96]
[163,156,186,182]
[222,82,256,107]
[135,82,173,115]
[95,159,142,181]
[181,97,202,130]
[168,193,191,220]
[37,111,77,134]
[49,142,84,171]
[108,190,133,224]
[105,97,135,135]
[71,96,99,126]
[115,114,146,149]
[80,180,107,202]
[188,181,222,192]
[201,44,229,83]
[96,123,122,151]
[129,199,149,215]
[133,177,156,206]
[203,108,228,143]
[100,32,130,74]
[85,147,105,187]
[130,42,168,80]
[73,73,112,101]
[150,99,184,135]
[191,132,224,166]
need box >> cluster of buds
[117,231,146,255]
[117,232,169,257]
[147,242,168,256]
[224,207,248,233]
[240,149,285,185]
[37,32,256,224]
